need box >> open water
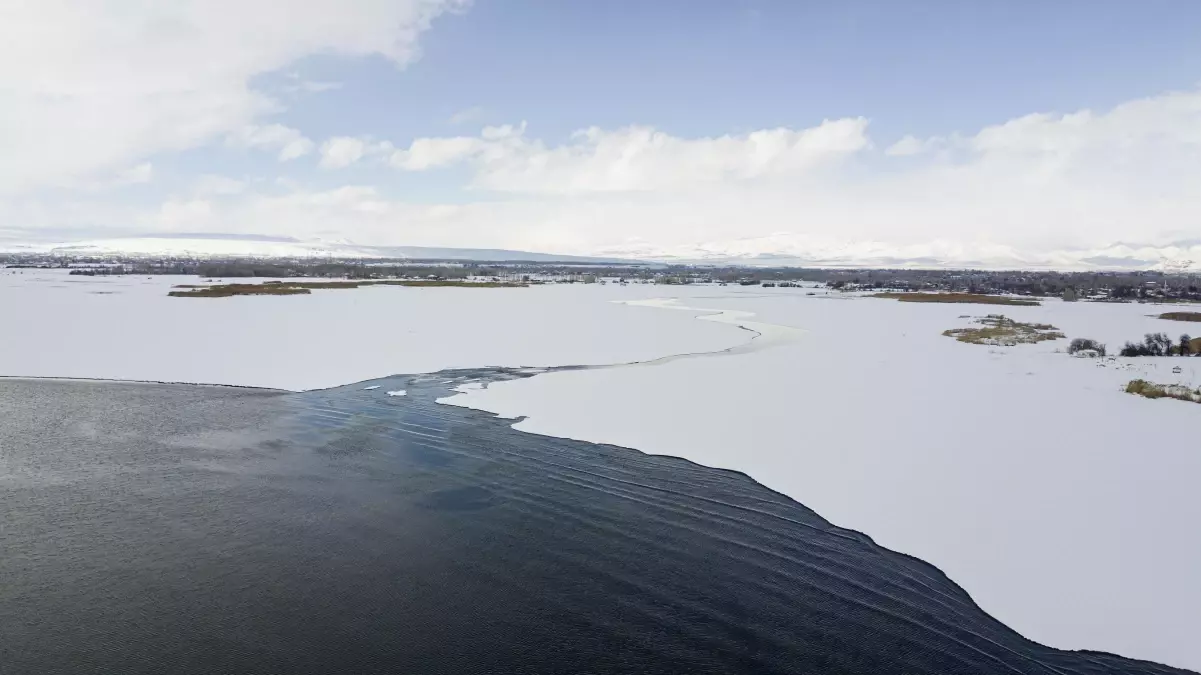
[0,373,1190,675]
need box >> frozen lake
[3,269,1200,670]
[0,270,742,390]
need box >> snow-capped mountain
[3,232,1198,271]
[597,233,1201,271]
[0,235,628,264]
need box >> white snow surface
[445,289,1201,670]
[386,390,407,397]
[0,270,742,390]
[3,269,1200,668]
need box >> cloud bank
[0,0,465,192]
[1,1,1199,268]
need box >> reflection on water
[0,374,1188,675]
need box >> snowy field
[3,269,1200,669]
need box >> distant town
[4,253,1201,303]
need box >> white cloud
[6,88,1201,267]
[228,124,315,161]
[319,136,395,168]
[488,119,870,193]
[278,73,343,95]
[0,0,466,193]
[192,174,248,197]
[448,106,484,125]
[479,123,526,141]
[390,136,485,170]
[114,162,155,186]
[75,162,155,192]
[886,135,938,156]
[296,81,342,94]
[157,199,215,229]
[320,137,369,169]
[388,118,870,192]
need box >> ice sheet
[0,270,746,391]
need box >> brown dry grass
[369,280,526,288]
[1158,311,1201,322]
[942,314,1064,346]
[871,292,1040,306]
[168,284,311,298]
[1125,379,1201,404]
[168,279,528,297]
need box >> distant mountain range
[0,235,632,265]
[2,232,1199,271]
[597,234,1201,272]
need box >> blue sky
[281,0,1201,142]
[3,0,1201,263]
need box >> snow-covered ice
[0,270,742,390]
[362,385,380,390]
[3,269,1200,668]
[386,390,406,397]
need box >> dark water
[0,374,1190,675]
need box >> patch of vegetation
[169,284,311,298]
[369,280,527,288]
[942,314,1064,346]
[267,281,363,290]
[1067,338,1107,357]
[168,279,528,297]
[1158,311,1201,322]
[1118,333,1197,357]
[1125,379,1201,404]
[872,292,1040,306]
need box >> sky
[2,0,1201,261]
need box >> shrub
[1119,342,1147,357]
[1120,333,1181,357]
[1067,338,1106,357]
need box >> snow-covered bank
[446,292,1201,671]
[0,271,748,390]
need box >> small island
[943,314,1064,345]
[872,292,1040,306]
[169,279,528,298]
[1158,311,1201,322]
